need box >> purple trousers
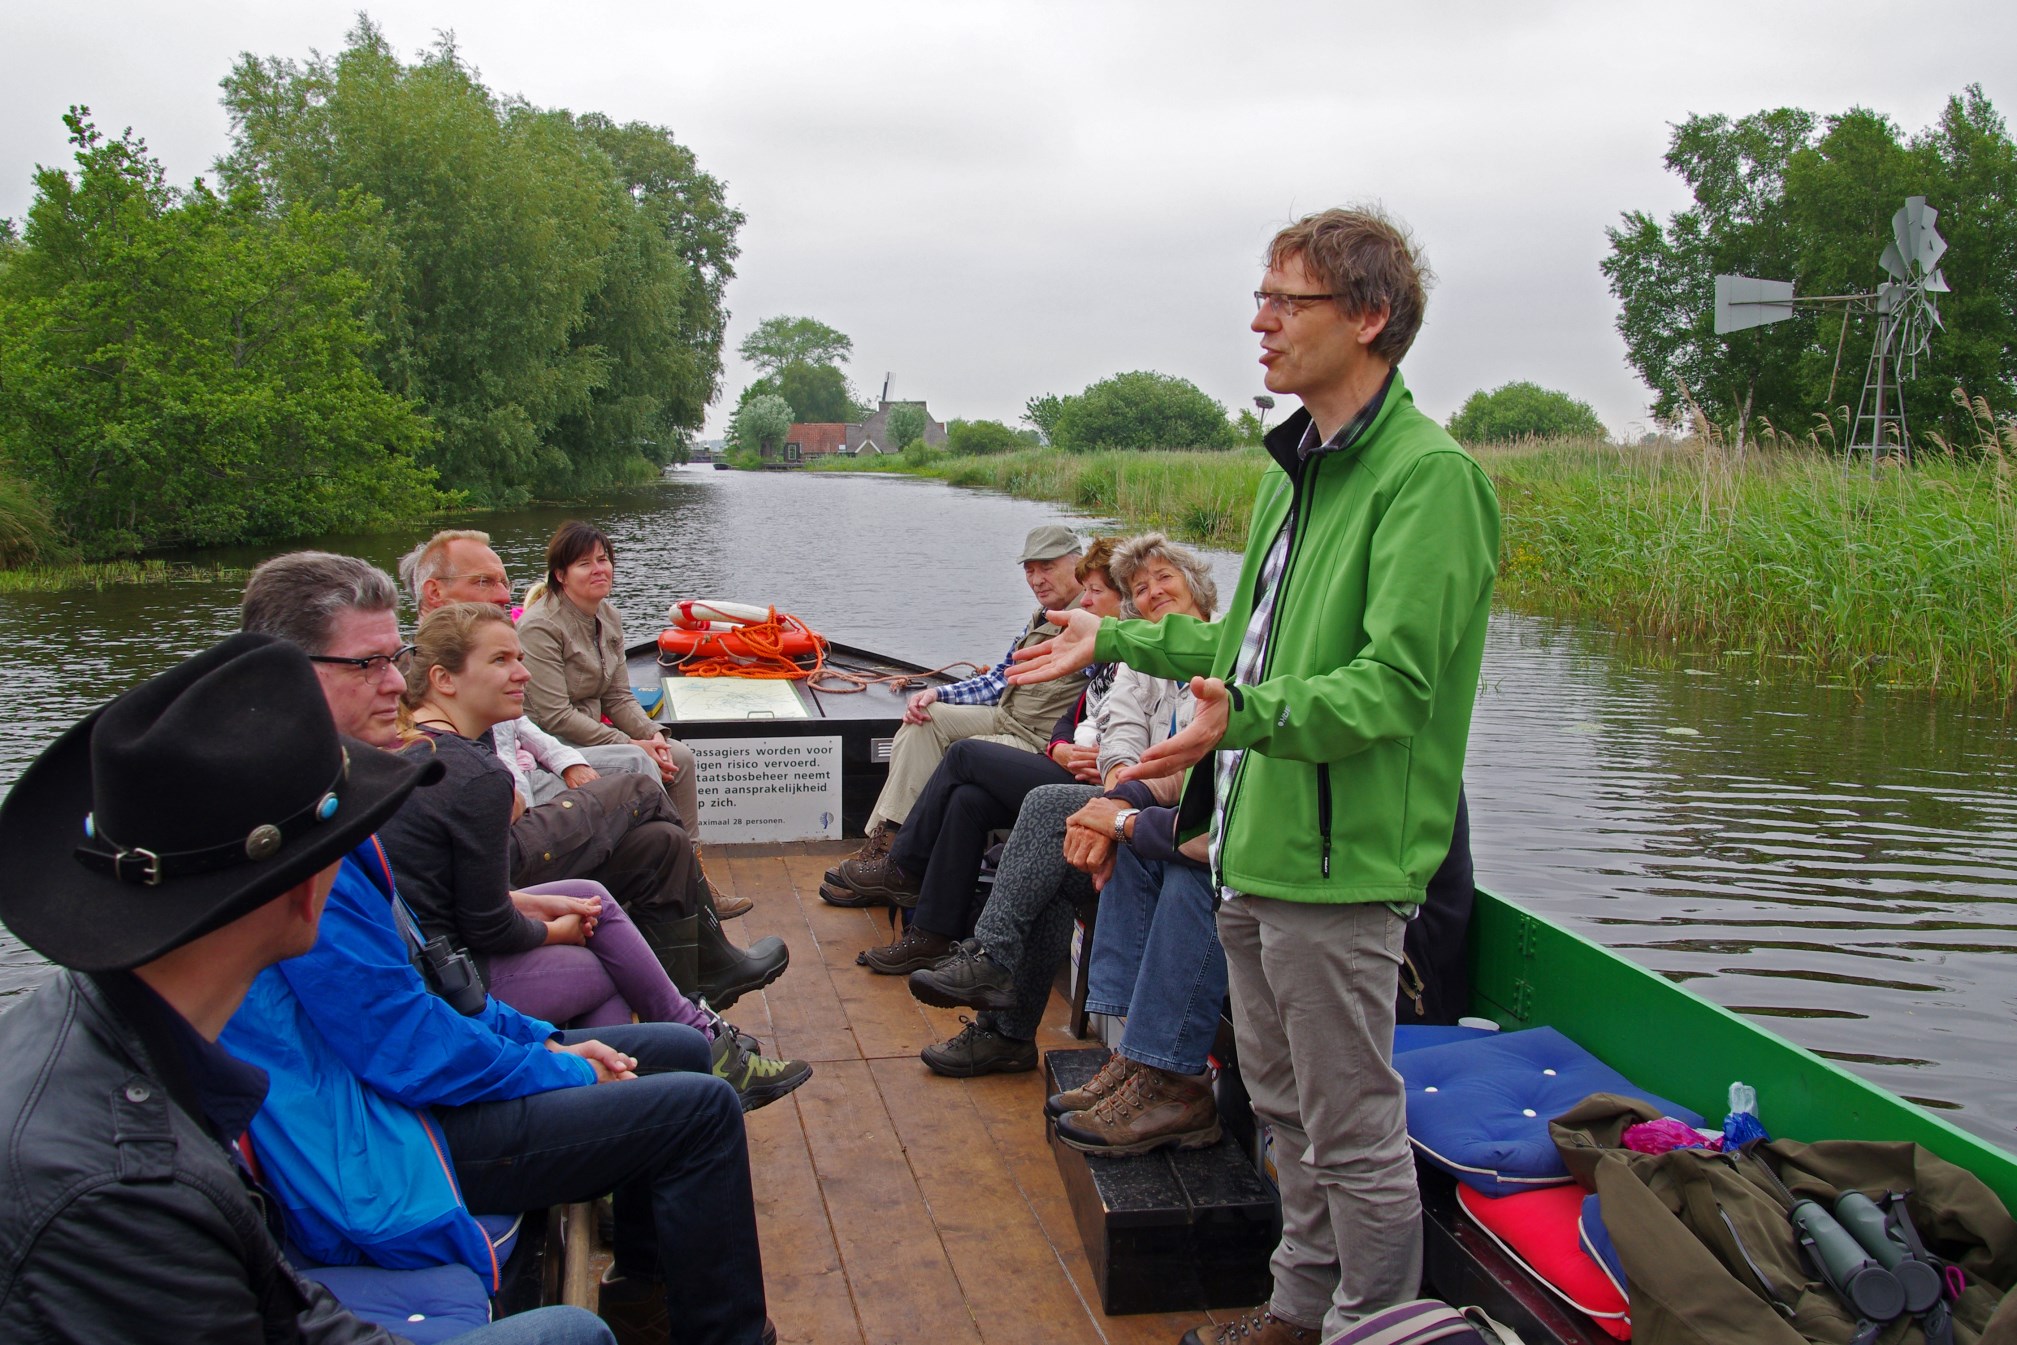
[483,881,711,1036]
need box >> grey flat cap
[1018,524,1082,564]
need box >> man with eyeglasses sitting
[402,530,662,807]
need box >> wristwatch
[1110,807,1140,843]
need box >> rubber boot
[630,910,700,996]
[696,906,789,1011]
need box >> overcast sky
[5,1,2010,440]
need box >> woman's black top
[377,727,546,961]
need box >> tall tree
[727,392,794,457]
[218,21,741,501]
[738,316,853,375]
[778,362,865,423]
[0,112,442,554]
[883,403,929,450]
[1603,88,2017,446]
[571,113,743,436]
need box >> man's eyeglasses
[439,573,511,593]
[308,645,417,676]
[1254,290,1341,318]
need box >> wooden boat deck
[708,840,1229,1345]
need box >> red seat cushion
[1457,1183,1631,1340]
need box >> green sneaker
[710,1023,812,1112]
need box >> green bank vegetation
[1,18,741,567]
[0,561,247,595]
[834,393,2017,701]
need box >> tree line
[0,18,741,556]
[1604,85,2016,448]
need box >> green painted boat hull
[1468,887,2017,1212]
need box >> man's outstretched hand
[1118,677,1230,782]
[1007,607,1101,684]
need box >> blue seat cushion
[1400,1026,1702,1196]
[1579,1191,1629,1302]
[300,1262,491,1343]
[1394,1024,1495,1056]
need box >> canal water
[3,467,2013,1144]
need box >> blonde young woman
[376,602,808,1111]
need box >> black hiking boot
[907,938,1017,1011]
[920,1015,1037,1078]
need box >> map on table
[661,676,809,722]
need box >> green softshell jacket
[1094,369,1499,905]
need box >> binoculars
[1791,1192,1946,1325]
[416,932,488,1016]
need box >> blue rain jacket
[222,840,593,1281]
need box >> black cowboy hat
[0,632,442,971]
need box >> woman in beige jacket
[519,523,766,939]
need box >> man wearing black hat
[822,522,1087,906]
[0,634,615,1343]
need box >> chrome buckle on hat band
[112,846,163,887]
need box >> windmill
[1712,196,1949,464]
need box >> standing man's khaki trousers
[1217,893,1421,1336]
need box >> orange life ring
[657,602,827,677]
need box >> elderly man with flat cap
[0,634,615,1344]
[821,523,1088,907]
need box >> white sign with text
[688,735,843,842]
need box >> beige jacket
[517,595,657,747]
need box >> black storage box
[1045,1047,1278,1314]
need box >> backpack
[1322,1299,1522,1345]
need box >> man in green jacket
[1012,208,1499,1343]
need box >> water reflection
[1466,615,2017,1131]
[2,468,2013,1142]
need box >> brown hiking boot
[818,879,890,909]
[856,925,954,975]
[1178,1308,1318,1345]
[1045,1050,1139,1119]
[1054,1063,1221,1158]
[694,841,751,918]
[709,888,753,919]
[832,850,920,905]
[824,820,897,887]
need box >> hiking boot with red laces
[1045,1049,1139,1119]
[1179,1308,1318,1345]
[1054,1063,1221,1157]
[857,924,954,975]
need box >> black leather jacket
[0,970,402,1343]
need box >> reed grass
[0,472,61,568]
[819,446,1272,552]
[0,560,248,594]
[827,393,2017,700]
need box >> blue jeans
[1083,848,1227,1074]
[447,1306,615,1343]
[433,1022,766,1345]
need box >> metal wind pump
[1713,196,1950,463]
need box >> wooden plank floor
[710,840,1231,1345]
